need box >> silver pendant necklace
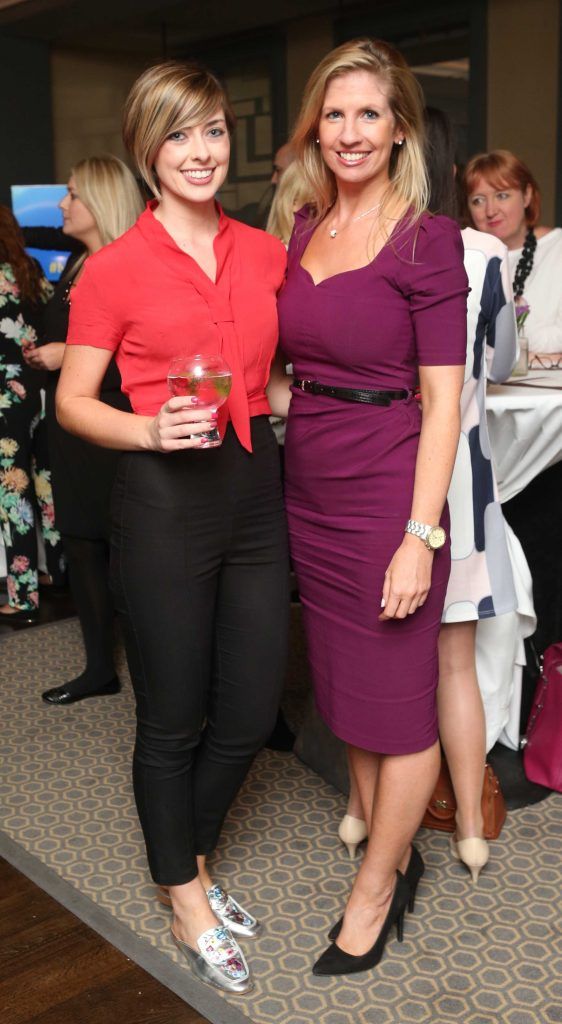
[328,202,382,239]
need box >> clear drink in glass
[167,353,232,448]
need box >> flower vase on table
[512,298,530,377]
[167,354,232,448]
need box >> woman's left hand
[379,535,433,620]
[23,342,66,372]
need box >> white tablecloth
[480,369,562,750]
[487,369,562,503]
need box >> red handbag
[521,642,562,792]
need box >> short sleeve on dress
[406,215,468,366]
[66,257,123,352]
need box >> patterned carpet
[1,617,562,1024]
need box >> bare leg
[438,621,485,839]
[347,745,380,831]
[169,870,219,948]
[196,854,214,892]
[337,741,440,956]
[338,748,373,858]
[346,747,368,820]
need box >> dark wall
[557,0,562,224]
[0,34,54,207]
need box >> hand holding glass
[167,354,232,448]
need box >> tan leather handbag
[421,758,507,840]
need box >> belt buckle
[299,379,312,391]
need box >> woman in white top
[465,149,562,657]
[465,149,562,360]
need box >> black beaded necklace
[512,227,537,299]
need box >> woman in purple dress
[269,38,468,977]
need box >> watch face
[428,526,446,550]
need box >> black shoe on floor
[0,608,39,628]
[313,872,409,977]
[328,846,425,943]
[41,676,121,705]
[264,709,295,751]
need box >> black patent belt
[293,378,410,407]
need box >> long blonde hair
[291,38,428,228]
[72,155,144,247]
[266,162,312,245]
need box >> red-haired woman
[465,150,562,358]
[0,205,66,625]
[466,151,562,655]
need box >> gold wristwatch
[405,519,446,551]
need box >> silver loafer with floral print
[206,884,261,938]
[172,924,253,993]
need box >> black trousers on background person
[110,418,290,885]
[62,535,117,692]
[44,372,128,695]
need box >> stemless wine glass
[167,353,232,449]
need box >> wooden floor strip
[0,859,208,1024]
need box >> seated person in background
[271,141,295,187]
[465,149,562,654]
[247,140,297,231]
[464,149,562,363]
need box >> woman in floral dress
[0,205,66,624]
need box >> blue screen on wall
[11,184,66,227]
[26,247,71,282]
[10,184,71,281]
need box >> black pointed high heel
[327,846,424,943]
[313,871,409,977]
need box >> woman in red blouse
[56,62,289,994]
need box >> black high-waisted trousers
[111,418,290,885]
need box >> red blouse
[65,203,287,451]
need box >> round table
[487,368,562,503]
[479,369,562,749]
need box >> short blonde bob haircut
[72,155,144,247]
[123,60,235,197]
[291,38,428,227]
[464,150,541,228]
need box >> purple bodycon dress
[278,209,468,754]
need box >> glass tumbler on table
[167,354,232,448]
[512,336,529,377]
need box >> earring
[316,138,320,144]
[397,139,404,146]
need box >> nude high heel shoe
[338,814,368,859]
[450,835,489,884]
